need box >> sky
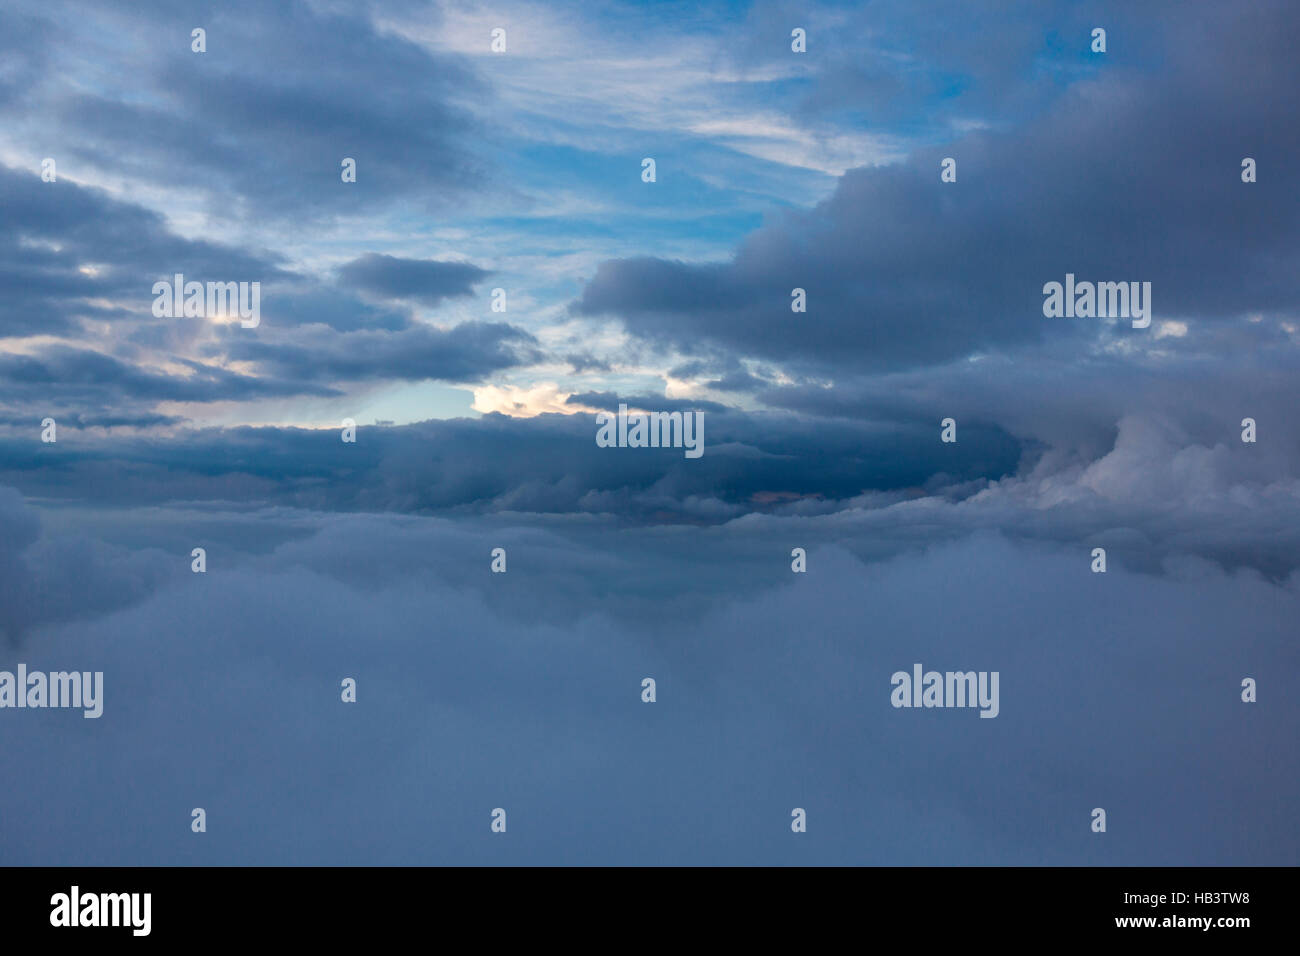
[0,0,1297,865]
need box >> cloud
[0,7,53,110]
[0,503,1293,863]
[0,0,1297,867]
[217,320,540,385]
[0,164,290,340]
[0,345,336,405]
[563,390,732,415]
[257,286,413,333]
[0,165,531,418]
[573,0,1300,374]
[0,487,177,643]
[7,377,1300,580]
[0,408,1023,524]
[6,0,491,223]
[337,253,491,306]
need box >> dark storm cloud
[11,0,490,222]
[336,254,492,307]
[574,0,1300,373]
[0,409,1022,520]
[8,362,1300,577]
[751,317,1300,475]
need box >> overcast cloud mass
[0,0,1296,865]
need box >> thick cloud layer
[7,385,1300,579]
[1,0,1297,866]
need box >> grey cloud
[17,0,491,222]
[564,390,732,414]
[261,285,413,333]
[0,164,291,340]
[574,0,1300,374]
[6,375,1300,579]
[0,410,1023,525]
[0,164,520,416]
[0,505,1294,864]
[337,253,491,307]
[0,345,339,408]
[218,320,540,384]
[0,487,178,643]
[564,353,613,374]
